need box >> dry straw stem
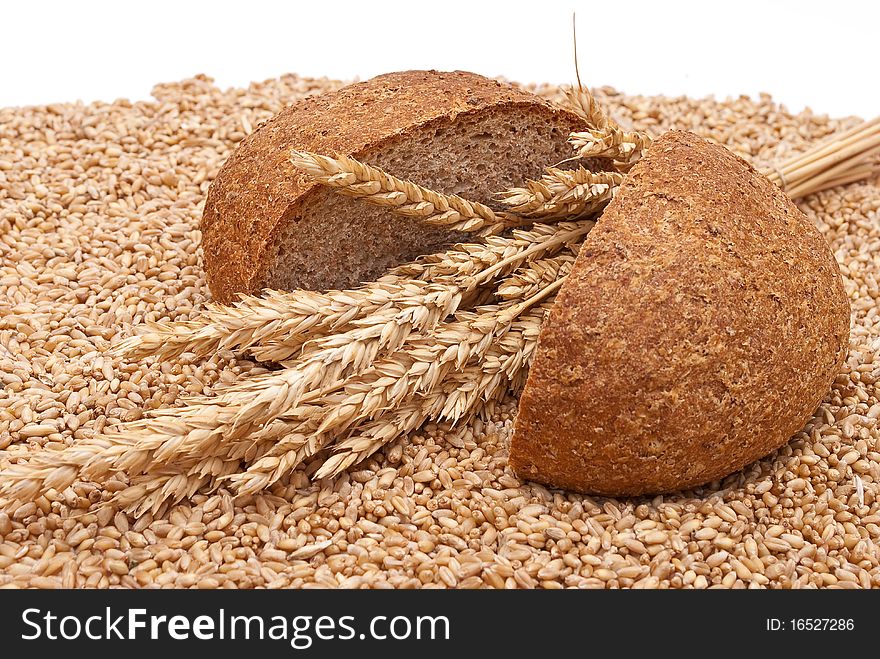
[290,150,527,235]
[115,221,592,363]
[761,116,880,199]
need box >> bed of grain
[1,74,879,589]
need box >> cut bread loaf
[201,70,586,302]
[510,130,850,496]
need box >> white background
[3,0,877,118]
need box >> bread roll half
[201,70,585,302]
[510,131,850,495]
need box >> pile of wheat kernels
[1,74,879,589]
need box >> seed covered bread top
[201,70,581,302]
[510,130,851,496]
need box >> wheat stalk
[113,470,223,519]
[27,295,552,511]
[498,117,880,227]
[290,150,528,235]
[109,337,529,514]
[115,222,591,363]
[562,84,652,169]
[204,274,561,495]
[230,300,549,494]
[226,277,559,494]
[761,116,880,198]
[314,309,543,479]
[106,418,300,516]
[0,253,569,507]
[179,257,571,498]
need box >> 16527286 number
[790,619,854,631]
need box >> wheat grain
[290,150,527,234]
[496,253,577,300]
[3,71,880,591]
[9,104,873,506]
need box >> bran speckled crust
[201,70,585,302]
[510,130,851,496]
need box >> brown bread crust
[201,70,583,302]
[510,130,851,496]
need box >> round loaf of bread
[510,130,850,495]
[201,70,585,302]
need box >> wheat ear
[498,167,623,219]
[107,258,569,508]
[115,222,592,363]
[15,277,559,512]
[132,256,573,504]
[496,252,577,300]
[562,85,652,169]
[564,83,614,131]
[230,281,559,494]
[568,128,652,168]
[0,235,588,508]
[290,150,527,235]
[166,271,564,496]
[315,306,545,479]
[208,265,567,474]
